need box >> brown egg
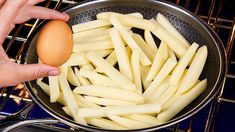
[36,20,73,66]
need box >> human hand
[0,0,69,87]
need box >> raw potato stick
[108,115,151,129]
[152,26,187,58]
[63,53,89,66]
[125,114,164,126]
[73,27,109,38]
[77,103,161,118]
[144,58,177,99]
[73,27,109,43]
[79,68,120,88]
[98,12,155,30]
[87,117,127,130]
[109,28,133,81]
[177,46,208,94]
[91,49,113,58]
[168,48,177,62]
[74,67,91,86]
[48,76,60,103]
[133,33,156,61]
[37,79,66,105]
[153,84,178,105]
[169,43,199,85]
[157,79,207,122]
[72,20,111,33]
[87,52,136,91]
[73,85,144,103]
[59,73,87,125]
[74,94,100,108]
[67,67,80,86]
[131,51,142,94]
[140,65,151,90]
[146,75,170,103]
[144,30,158,53]
[146,42,168,82]
[84,96,137,106]
[110,16,151,66]
[156,13,190,48]
[73,39,113,52]
[80,63,94,70]
[95,49,117,73]
[97,12,143,22]
[63,106,126,130]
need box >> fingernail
[48,70,60,76]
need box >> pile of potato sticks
[37,12,208,130]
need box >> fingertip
[62,13,70,21]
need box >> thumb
[15,63,60,82]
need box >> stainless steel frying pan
[2,0,227,131]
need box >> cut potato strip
[112,13,157,31]
[96,12,156,30]
[140,65,151,90]
[177,46,208,94]
[77,103,161,118]
[63,106,126,130]
[146,75,170,103]
[59,73,87,125]
[79,68,120,87]
[72,20,111,33]
[153,84,178,105]
[108,115,150,129]
[37,79,66,105]
[48,76,60,103]
[125,114,163,126]
[67,67,80,86]
[87,52,136,91]
[87,117,127,130]
[126,46,132,60]
[110,16,151,66]
[95,50,117,73]
[146,42,168,82]
[97,12,143,21]
[73,39,113,52]
[91,49,113,58]
[168,48,177,62]
[170,43,199,85]
[73,27,109,43]
[144,30,158,53]
[157,79,207,121]
[60,65,68,77]
[109,28,133,81]
[73,27,109,38]
[74,94,100,108]
[156,13,190,48]
[84,96,137,106]
[63,53,88,66]
[80,63,94,70]
[131,51,142,94]
[152,26,187,58]
[133,33,156,61]
[74,67,91,86]
[144,58,177,99]
[73,85,144,103]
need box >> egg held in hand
[36,20,73,66]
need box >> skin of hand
[0,0,69,87]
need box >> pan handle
[2,119,59,132]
